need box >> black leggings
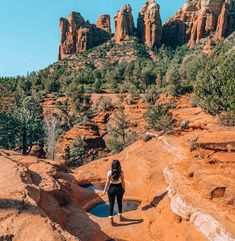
[108,183,124,216]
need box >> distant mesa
[59,0,235,60]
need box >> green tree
[144,104,174,132]
[65,137,87,167]
[15,95,45,155]
[195,48,235,115]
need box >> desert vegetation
[0,38,234,163]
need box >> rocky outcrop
[215,0,235,40]
[96,14,111,34]
[114,4,134,43]
[162,0,235,48]
[137,0,162,47]
[59,12,111,60]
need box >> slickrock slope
[74,96,235,241]
[137,0,162,47]
[162,0,235,48]
[59,12,111,60]
[74,139,207,241]
[1,96,235,241]
[114,4,135,43]
[0,150,112,241]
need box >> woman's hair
[111,160,122,181]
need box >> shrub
[181,120,189,130]
[143,134,152,142]
[194,46,235,115]
[144,104,174,133]
[97,96,114,112]
[65,137,87,167]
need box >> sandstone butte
[1,95,235,241]
[58,0,235,60]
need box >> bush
[143,134,152,142]
[96,96,114,112]
[144,104,174,133]
[181,120,189,130]
[65,137,87,167]
[194,46,235,115]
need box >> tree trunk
[22,125,27,155]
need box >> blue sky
[0,0,185,77]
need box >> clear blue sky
[0,0,185,77]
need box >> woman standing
[103,160,125,221]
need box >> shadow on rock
[142,191,168,211]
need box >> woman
[103,160,125,220]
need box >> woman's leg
[117,186,124,214]
[108,186,116,217]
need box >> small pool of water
[89,200,140,218]
[81,184,104,191]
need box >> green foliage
[144,104,174,133]
[96,96,114,112]
[107,108,138,153]
[65,137,87,167]
[194,46,235,115]
[0,95,45,154]
[0,112,18,149]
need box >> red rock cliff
[114,4,135,43]
[162,0,235,48]
[137,0,162,47]
[59,12,111,60]
[97,14,111,34]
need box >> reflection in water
[89,201,140,218]
[81,184,104,191]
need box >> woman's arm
[103,175,111,194]
[121,175,125,191]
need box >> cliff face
[137,0,162,47]
[59,12,111,60]
[162,0,235,48]
[96,14,111,34]
[114,4,135,43]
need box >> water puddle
[81,184,104,191]
[89,200,140,218]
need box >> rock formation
[59,12,111,60]
[215,0,235,40]
[96,14,111,34]
[162,0,235,48]
[137,0,162,47]
[114,4,134,43]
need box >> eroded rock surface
[137,0,162,47]
[59,12,111,60]
[162,0,235,48]
[114,4,135,43]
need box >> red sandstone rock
[162,0,235,48]
[137,0,162,47]
[96,14,111,34]
[215,0,235,40]
[114,4,134,43]
[59,12,111,60]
